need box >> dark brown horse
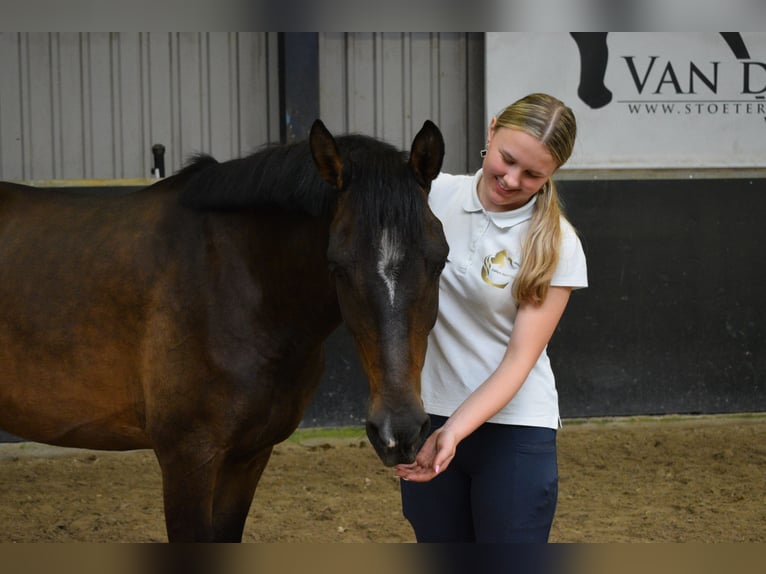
[0,120,448,542]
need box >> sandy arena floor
[0,414,764,543]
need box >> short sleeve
[551,219,588,289]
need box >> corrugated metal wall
[0,32,280,182]
[319,32,485,174]
[0,32,483,182]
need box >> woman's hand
[394,427,458,482]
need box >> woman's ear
[487,117,498,144]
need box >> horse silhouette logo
[570,32,751,109]
[481,249,514,288]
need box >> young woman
[396,93,588,543]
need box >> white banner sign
[486,32,766,170]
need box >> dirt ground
[0,414,763,543]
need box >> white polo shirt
[422,170,588,429]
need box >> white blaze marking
[377,228,403,306]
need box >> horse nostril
[366,419,396,449]
[367,421,390,447]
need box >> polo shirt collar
[463,169,537,229]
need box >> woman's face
[478,121,558,212]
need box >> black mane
[177,140,335,216]
[176,133,426,239]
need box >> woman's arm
[395,285,573,482]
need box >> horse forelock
[337,136,426,244]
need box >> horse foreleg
[156,449,222,542]
[211,447,273,542]
[155,446,273,542]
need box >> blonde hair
[493,93,577,306]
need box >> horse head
[310,119,448,466]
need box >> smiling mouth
[495,177,513,192]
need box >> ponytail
[512,179,563,306]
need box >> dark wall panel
[552,177,766,417]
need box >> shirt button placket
[463,214,489,272]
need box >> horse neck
[202,208,341,333]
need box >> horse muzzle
[365,413,431,467]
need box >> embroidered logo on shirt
[481,249,513,288]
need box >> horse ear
[310,119,344,190]
[409,120,445,190]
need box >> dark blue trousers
[400,414,558,543]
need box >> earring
[480,149,487,158]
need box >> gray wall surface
[0,32,281,181]
[318,32,485,174]
[0,32,483,182]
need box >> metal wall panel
[0,34,25,180]
[0,32,280,182]
[1,32,481,182]
[318,32,485,174]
